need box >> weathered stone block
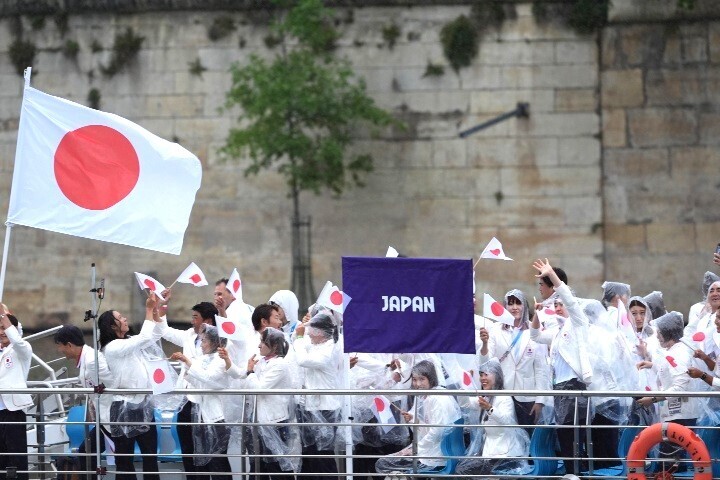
[555,88,597,112]
[646,68,708,106]
[710,22,720,63]
[527,113,599,137]
[432,139,467,167]
[559,137,601,166]
[646,223,695,254]
[144,94,204,118]
[604,224,647,253]
[628,108,697,147]
[471,89,554,114]
[699,113,720,145]
[601,69,644,107]
[682,36,708,63]
[602,109,627,148]
[555,41,598,65]
[669,146,720,177]
[478,41,555,66]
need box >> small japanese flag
[386,246,399,258]
[227,268,243,301]
[146,359,174,395]
[371,395,396,433]
[536,306,558,327]
[483,293,515,326]
[134,272,166,301]
[460,370,478,390]
[175,262,207,287]
[216,314,245,341]
[480,237,513,261]
[317,280,352,314]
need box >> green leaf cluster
[222,0,397,197]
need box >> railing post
[37,392,47,480]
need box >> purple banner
[342,256,475,354]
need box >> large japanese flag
[7,86,202,255]
[146,359,175,395]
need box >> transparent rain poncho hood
[643,291,667,322]
[504,289,530,326]
[601,281,631,307]
[655,311,685,343]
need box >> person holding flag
[170,326,232,480]
[374,360,461,475]
[157,292,218,480]
[97,293,165,480]
[219,327,301,479]
[455,359,529,477]
[636,312,700,471]
[530,258,592,475]
[292,312,343,477]
[478,289,551,435]
[268,290,300,337]
[0,305,32,480]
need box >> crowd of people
[2,253,720,480]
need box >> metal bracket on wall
[459,102,530,138]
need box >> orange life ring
[626,422,711,480]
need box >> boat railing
[2,386,719,479]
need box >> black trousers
[589,402,621,469]
[77,426,109,480]
[300,443,337,480]
[513,399,537,437]
[0,409,28,480]
[177,401,202,480]
[112,425,159,480]
[553,378,588,475]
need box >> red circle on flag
[463,372,472,386]
[330,291,343,306]
[374,397,385,412]
[544,308,555,315]
[144,279,156,291]
[692,332,706,342]
[54,125,140,210]
[233,279,241,293]
[153,368,165,384]
[190,274,202,284]
[490,249,501,256]
[222,321,236,335]
[491,302,504,316]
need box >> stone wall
[601,4,720,313]
[0,2,604,328]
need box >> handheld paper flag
[480,237,513,261]
[134,272,166,301]
[175,262,208,287]
[371,395,396,433]
[227,268,243,301]
[386,246,399,258]
[216,314,245,341]
[483,293,515,326]
[317,280,352,314]
[147,359,175,395]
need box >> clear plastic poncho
[601,281,632,307]
[191,403,231,466]
[643,291,667,324]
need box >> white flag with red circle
[536,306,558,328]
[317,280,351,314]
[482,293,515,326]
[227,268,243,301]
[371,395,396,433]
[479,237,513,261]
[386,246,399,258]
[459,369,478,390]
[7,86,201,255]
[616,300,637,345]
[176,262,208,287]
[215,314,245,341]
[134,272,166,301]
[146,359,175,395]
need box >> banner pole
[0,223,12,302]
[0,68,31,302]
[344,354,353,480]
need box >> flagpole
[0,68,31,301]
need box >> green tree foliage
[222,0,396,199]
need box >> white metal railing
[2,386,720,479]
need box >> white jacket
[531,283,593,385]
[230,355,293,424]
[184,353,228,423]
[656,342,699,421]
[479,324,552,404]
[481,395,528,457]
[0,325,33,411]
[293,337,342,411]
[77,345,113,423]
[414,389,462,467]
[102,320,163,403]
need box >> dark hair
[192,302,218,323]
[98,310,119,349]
[5,314,18,328]
[411,360,439,388]
[541,266,568,288]
[215,278,229,287]
[54,325,85,347]
[252,304,279,332]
